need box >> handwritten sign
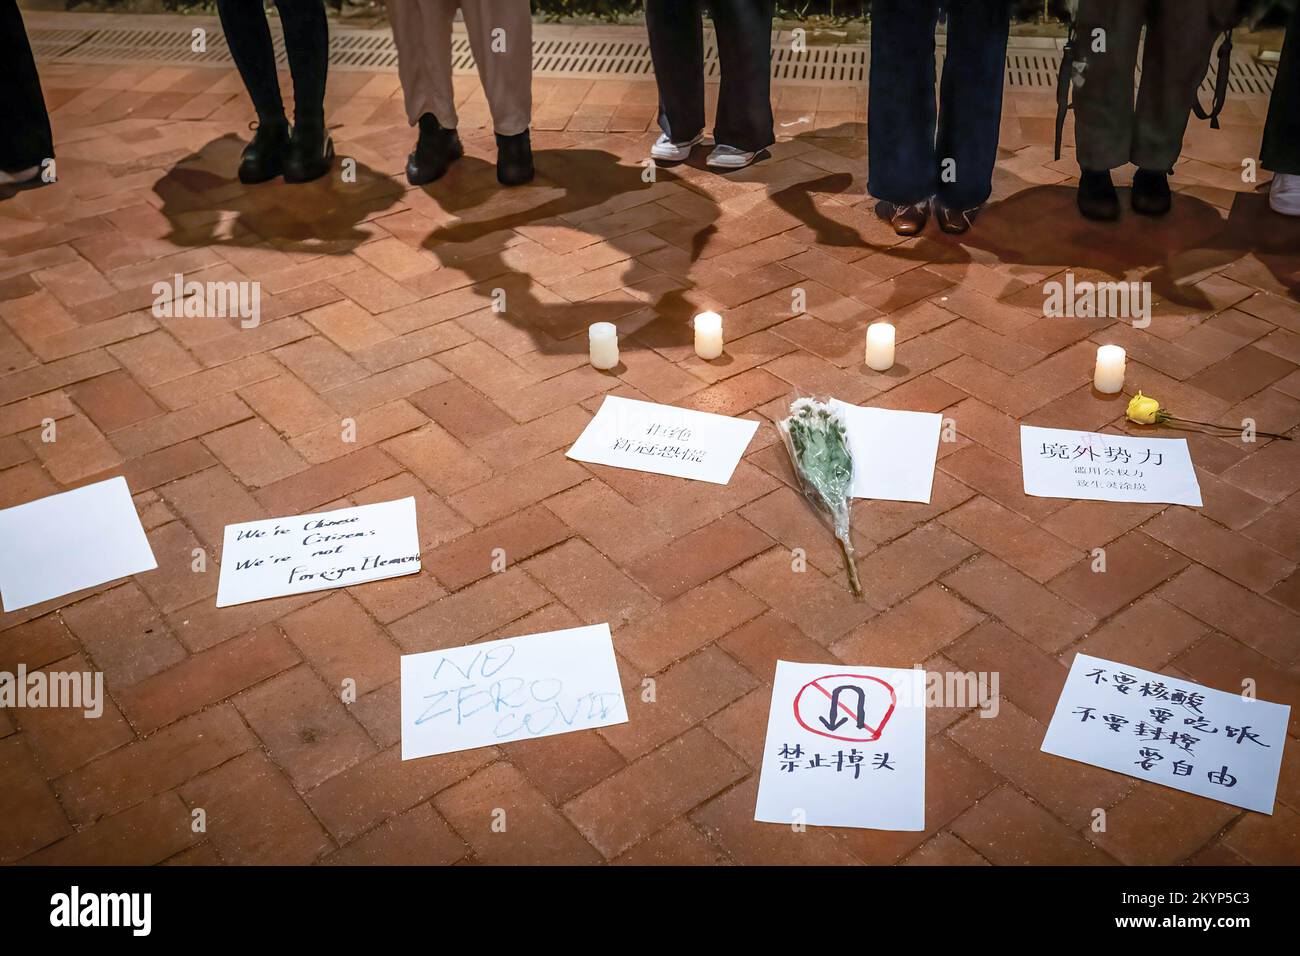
[1021,425,1202,506]
[400,624,627,760]
[754,660,926,830]
[215,497,420,608]
[0,477,157,612]
[831,401,943,503]
[1042,654,1290,814]
[566,395,759,484]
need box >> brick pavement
[1,26,1298,866]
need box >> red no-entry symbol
[793,673,897,742]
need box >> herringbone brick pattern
[1,47,1298,865]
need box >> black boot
[1077,168,1120,221]
[406,113,463,186]
[1131,168,1172,217]
[238,118,289,185]
[496,129,535,187]
[283,117,335,184]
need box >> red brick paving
[0,34,1297,865]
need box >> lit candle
[1093,344,1126,394]
[694,311,724,360]
[865,322,896,371]
[589,322,619,370]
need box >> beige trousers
[387,0,533,135]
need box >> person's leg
[1128,0,1220,214]
[391,0,463,185]
[645,0,706,148]
[460,0,532,136]
[709,0,775,156]
[391,0,461,130]
[1262,1,1300,175]
[275,0,333,182]
[1070,0,1144,218]
[215,0,290,182]
[868,0,941,207]
[934,0,1011,218]
[461,0,534,185]
[1131,0,1219,173]
[1263,2,1300,214]
[216,0,286,123]
[1071,0,1144,173]
[0,0,54,183]
[275,0,328,125]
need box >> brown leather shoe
[882,200,929,236]
[935,203,980,235]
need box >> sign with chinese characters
[400,624,627,760]
[1020,425,1202,506]
[754,661,926,831]
[0,477,157,613]
[830,400,943,503]
[216,497,421,607]
[566,395,759,485]
[1042,654,1290,814]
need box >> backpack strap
[1054,21,1078,162]
[1192,29,1234,130]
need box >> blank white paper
[831,400,943,503]
[0,476,157,613]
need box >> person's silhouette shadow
[154,133,403,252]
[418,147,717,350]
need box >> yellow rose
[1126,391,1162,425]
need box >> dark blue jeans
[868,0,1010,209]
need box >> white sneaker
[0,165,41,186]
[650,131,703,162]
[1269,172,1300,216]
[706,144,758,171]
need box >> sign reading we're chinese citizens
[1042,654,1290,814]
[1020,425,1203,506]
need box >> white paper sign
[566,395,759,484]
[1021,425,1202,506]
[216,497,420,608]
[831,400,942,503]
[400,624,627,760]
[754,660,926,830]
[0,477,158,613]
[1042,654,1290,814]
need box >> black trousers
[1262,1,1299,175]
[868,0,1011,208]
[645,0,775,153]
[216,0,329,126]
[0,0,54,173]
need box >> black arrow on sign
[819,684,867,732]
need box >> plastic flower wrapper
[778,397,863,597]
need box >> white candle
[1093,344,1126,394]
[694,311,724,360]
[589,322,619,370]
[865,322,896,371]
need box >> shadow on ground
[154,133,403,252]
